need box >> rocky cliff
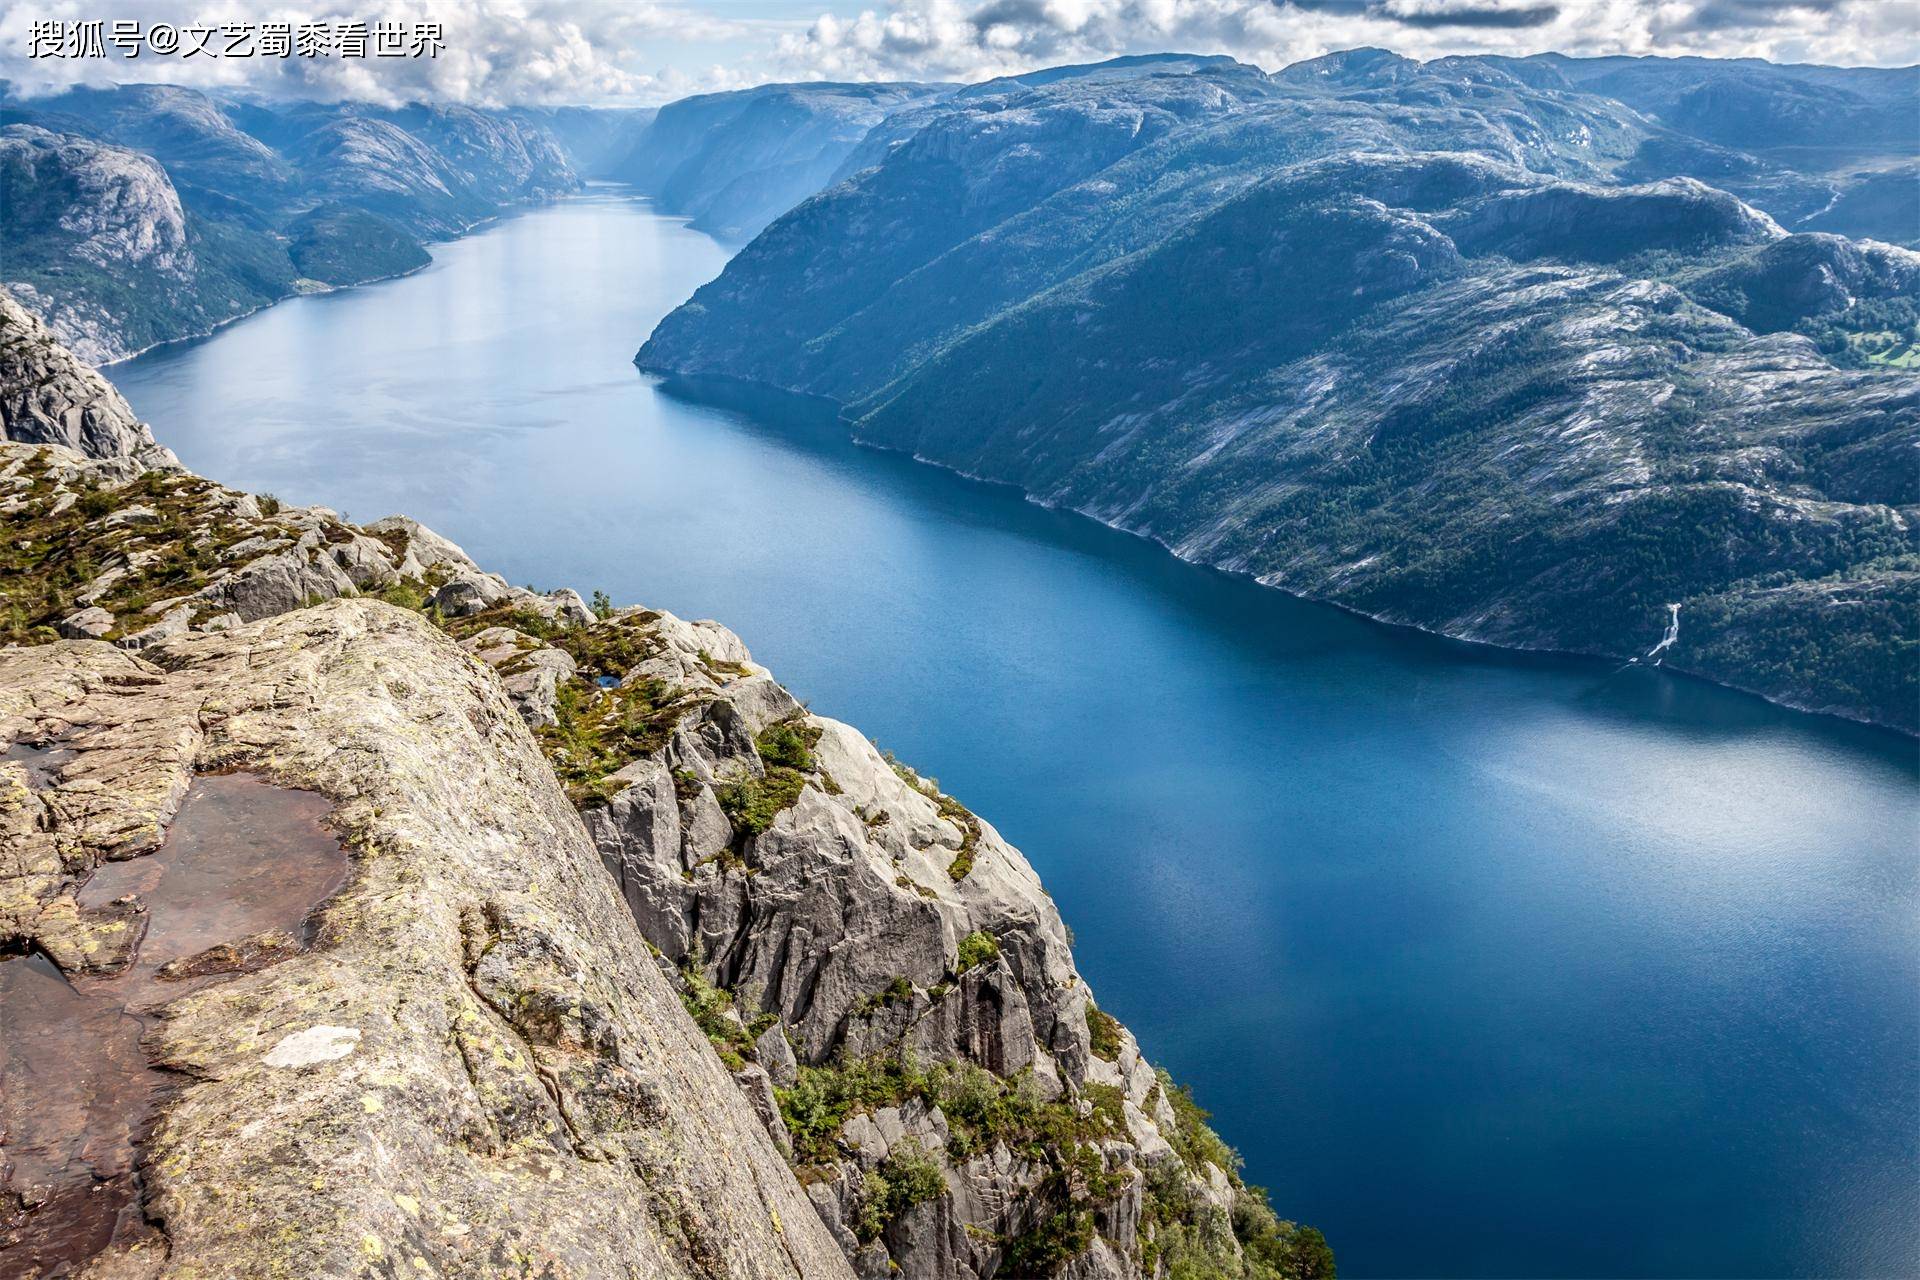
[0,287,174,466]
[1,588,855,1279]
[614,82,948,242]
[0,335,1327,1276]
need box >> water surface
[108,190,1919,1279]
[0,774,347,1274]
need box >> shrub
[777,1055,924,1165]
[1159,1069,1240,1180]
[852,975,916,1017]
[1003,1209,1093,1276]
[755,718,822,772]
[717,766,808,836]
[538,675,687,806]
[679,967,752,1071]
[378,578,427,612]
[1086,1003,1122,1061]
[955,930,999,974]
[854,1140,946,1241]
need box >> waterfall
[1646,603,1681,663]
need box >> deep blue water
[109,190,1919,1280]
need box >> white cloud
[776,0,1920,82]
[0,0,1911,105]
[0,0,768,104]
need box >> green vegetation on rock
[855,1140,945,1242]
[539,676,689,807]
[1086,1003,1123,1061]
[956,930,999,974]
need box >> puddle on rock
[3,742,75,790]
[0,774,349,1277]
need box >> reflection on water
[2,742,74,790]
[105,192,1920,1279]
[0,774,348,1275]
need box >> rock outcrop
[0,602,854,1279]
[568,613,1262,1279]
[0,287,175,466]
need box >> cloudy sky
[1,0,1914,105]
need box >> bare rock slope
[0,286,176,466]
[1,603,853,1279]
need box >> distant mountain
[639,52,1920,732]
[1,85,584,361]
[0,124,298,365]
[515,104,658,177]
[612,82,949,241]
[1536,53,1920,243]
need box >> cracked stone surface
[0,604,853,1279]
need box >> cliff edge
[0,324,1328,1276]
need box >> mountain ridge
[637,50,1920,734]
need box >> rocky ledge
[2,601,852,1279]
[1,375,1329,1276]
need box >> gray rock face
[0,125,194,277]
[0,605,854,1279]
[0,125,235,365]
[55,606,113,638]
[0,288,176,465]
[535,610,1255,1278]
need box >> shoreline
[85,194,572,370]
[639,363,1915,742]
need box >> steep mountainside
[638,52,1920,733]
[1,85,582,361]
[0,286,174,464]
[0,125,298,365]
[0,323,1327,1278]
[614,82,948,241]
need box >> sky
[1,0,1915,105]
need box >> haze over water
[109,189,1919,1280]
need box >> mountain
[1,85,582,361]
[614,82,949,241]
[0,315,1328,1280]
[1534,53,1920,243]
[0,124,300,366]
[638,52,1920,734]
